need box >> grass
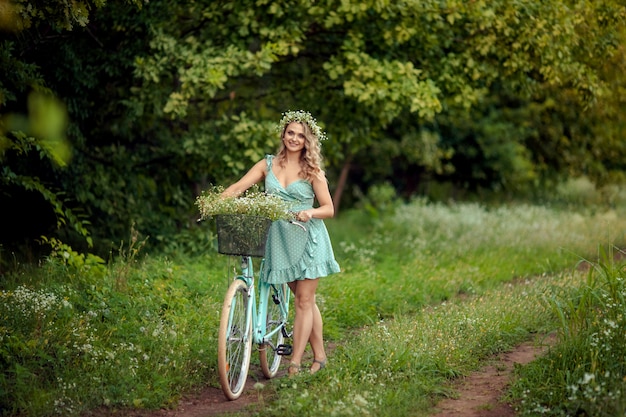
[1,198,626,416]
[508,247,626,417]
[257,272,571,417]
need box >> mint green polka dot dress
[261,155,340,284]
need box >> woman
[222,110,340,376]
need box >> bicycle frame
[236,256,289,348]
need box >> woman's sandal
[310,358,326,375]
[288,362,301,377]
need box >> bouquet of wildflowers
[195,185,295,221]
[196,185,295,256]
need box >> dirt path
[87,334,555,417]
[86,365,276,417]
[430,333,556,417]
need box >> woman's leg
[287,279,321,374]
[308,302,327,373]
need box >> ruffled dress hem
[263,260,340,285]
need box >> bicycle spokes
[218,280,252,400]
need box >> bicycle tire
[218,279,253,400]
[259,283,289,378]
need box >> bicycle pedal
[276,344,292,356]
[281,326,292,338]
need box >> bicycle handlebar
[289,220,307,231]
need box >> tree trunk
[332,154,352,214]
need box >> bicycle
[215,214,305,400]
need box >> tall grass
[322,200,625,334]
[0,247,227,416]
[1,199,625,416]
[508,247,626,416]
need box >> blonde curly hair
[275,118,325,182]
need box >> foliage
[509,248,626,417]
[1,0,626,268]
[0,90,94,254]
[354,181,403,218]
[0,248,225,416]
[0,1,123,259]
[40,236,106,276]
[131,0,626,188]
[6,0,122,31]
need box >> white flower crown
[276,110,327,141]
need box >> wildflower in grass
[580,372,595,385]
[1,286,64,319]
[354,393,369,407]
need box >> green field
[2,198,626,417]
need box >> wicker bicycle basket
[215,214,272,257]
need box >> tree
[1,0,625,257]
[0,0,144,256]
[130,0,625,197]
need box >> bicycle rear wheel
[218,279,253,400]
[259,283,289,378]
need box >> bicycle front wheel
[218,279,253,400]
[259,283,289,378]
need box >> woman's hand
[297,210,314,222]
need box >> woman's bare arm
[221,159,267,197]
[297,171,335,221]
